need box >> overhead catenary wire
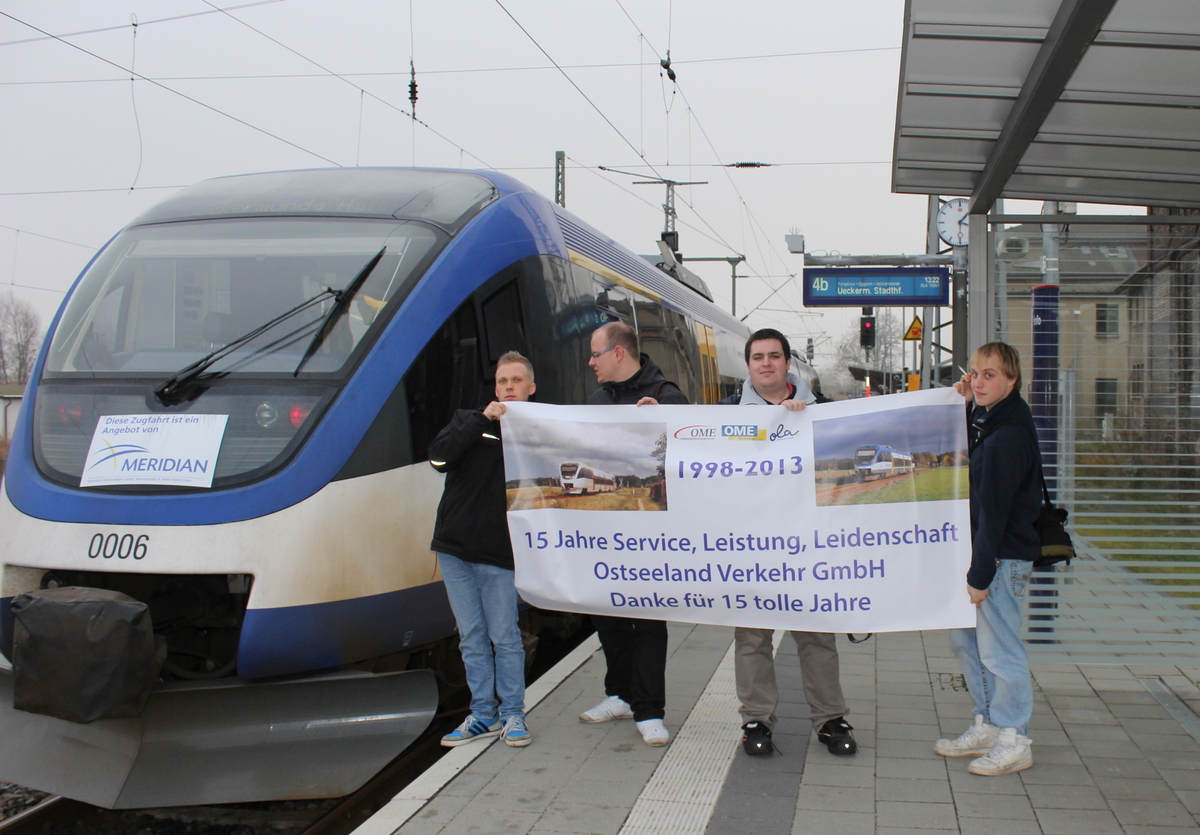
[0,0,289,48]
[606,0,809,321]
[196,0,490,168]
[0,10,341,167]
[0,45,901,83]
[492,0,666,182]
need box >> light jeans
[950,559,1034,735]
[438,552,526,723]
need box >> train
[559,462,617,495]
[0,167,753,808]
[854,443,916,481]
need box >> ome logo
[673,424,766,440]
[721,424,766,441]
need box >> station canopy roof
[892,0,1200,212]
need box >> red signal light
[289,404,312,428]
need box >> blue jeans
[950,559,1033,735]
[438,553,525,723]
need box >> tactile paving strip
[619,642,741,835]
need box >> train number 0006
[88,533,149,560]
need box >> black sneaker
[817,717,857,755]
[741,722,773,755]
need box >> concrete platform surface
[358,622,1200,835]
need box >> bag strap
[653,380,679,400]
[976,417,1053,508]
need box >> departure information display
[802,267,950,307]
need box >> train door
[694,323,720,404]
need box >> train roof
[128,168,520,235]
[127,167,745,334]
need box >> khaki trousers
[734,627,847,729]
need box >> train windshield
[855,446,878,463]
[33,217,443,491]
[44,217,442,378]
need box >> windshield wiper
[293,246,387,376]
[153,288,337,405]
[153,247,386,405]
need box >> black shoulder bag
[976,419,1075,568]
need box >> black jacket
[428,409,514,569]
[587,353,688,405]
[966,391,1042,589]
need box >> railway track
[0,622,591,835]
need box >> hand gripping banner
[501,388,975,634]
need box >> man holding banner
[578,322,688,748]
[430,352,537,750]
[721,329,857,758]
[936,342,1040,776]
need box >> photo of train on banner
[506,419,670,512]
[559,461,617,495]
[811,404,968,507]
[0,167,755,809]
[854,443,916,482]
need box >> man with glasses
[578,321,687,746]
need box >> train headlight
[255,402,279,428]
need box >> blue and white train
[854,443,916,481]
[0,167,751,807]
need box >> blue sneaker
[501,716,532,747]
[441,715,501,747]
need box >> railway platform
[358,622,1200,835]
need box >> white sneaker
[637,718,670,747]
[968,727,1033,775]
[934,715,1000,757]
[579,695,634,723]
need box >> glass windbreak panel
[991,220,1200,663]
[45,218,442,378]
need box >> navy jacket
[588,353,688,405]
[428,409,515,569]
[966,391,1042,589]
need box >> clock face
[936,198,970,247]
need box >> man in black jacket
[579,322,687,747]
[935,341,1041,775]
[430,351,536,749]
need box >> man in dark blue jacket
[935,341,1041,775]
[578,322,687,747]
[430,351,536,749]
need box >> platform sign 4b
[803,267,950,307]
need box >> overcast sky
[811,403,966,461]
[0,1,1100,378]
[504,418,665,480]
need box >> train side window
[404,300,482,462]
[634,297,692,401]
[481,281,526,363]
[594,281,633,324]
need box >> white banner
[502,388,975,633]
[81,414,229,488]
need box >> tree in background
[0,292,43,385]
[820,310,902,397]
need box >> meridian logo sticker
[86,443,150,469]
[674,425,717,439]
